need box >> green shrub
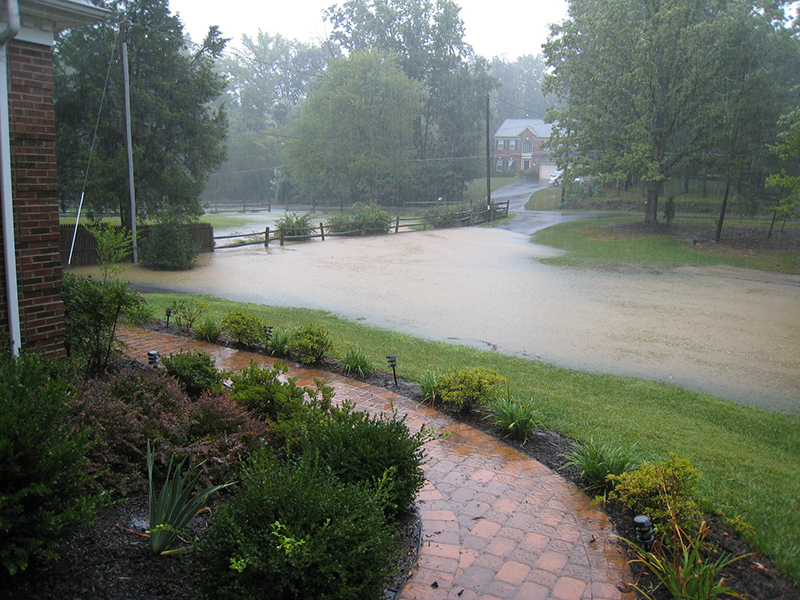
[663,196,676,225]
[197,450,399,600]
[68,368,192,493]
[340,345,373,378]
[162,350,223,399]
[62,273,143,374]
[227,361,307,421]
[299,405,430,518]
[326,202,392,236]
[0,354,102,576]
[222,310,265,347]
[168,297,208,334]
[139,206,200,271]
[85,221,133,283]
[194,317,223,343]
[436,366,507,414]
[276,212,314,240]
[123,298,155,326]
[564,439,638,496]
[286,324,334,365]
[484,396,541,443]
[609,454,703,534]
[422,204,464,229]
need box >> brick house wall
[0,39,65,357]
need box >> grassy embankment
[526,187,799,274]
[140,290,800,585]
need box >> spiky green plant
[147,443,232,555]
[484,396,541,443]
[564,439,638,496]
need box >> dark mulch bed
[3,329,798,599]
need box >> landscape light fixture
[386,354,398,387]
[147,350,160,368]
[634,515,655,551]
[165,307,172,328]
[264,325,273,342]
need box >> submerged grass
[141,292,800,584]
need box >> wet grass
[531,217,799,274]
[141,291,800,585]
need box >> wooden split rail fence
[213,201,510,249]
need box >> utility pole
[485,94,492,222]
[120,15,137,262]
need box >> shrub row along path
[118,327,632,600]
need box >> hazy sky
[167,0,569,60]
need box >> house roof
[494,118,553,139]
[2,0,109,33]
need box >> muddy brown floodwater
[80,225,800,415]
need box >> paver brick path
[118,328,633,600]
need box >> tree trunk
[644,182,660,225]
[683,166,690,194]
[715,183,730,243]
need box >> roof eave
[19,0,110,31]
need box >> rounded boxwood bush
[286,324,334,365]
[299,406,429,518]
[196,450,399,600]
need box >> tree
[54,0,228,226]
[767,104,800,223]
[544,0,732,224]
[286,51,425,208]
[206,32,332,208]
[325,0,495,203]
[491,54,555,125]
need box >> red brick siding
[0,40,66,357]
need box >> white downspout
[0,0,21,356]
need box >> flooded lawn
[81,225,800,415]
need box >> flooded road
[78,182,800,414]
[92,236,799,415]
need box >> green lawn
[531,217,799,274]
[141,292,800,584]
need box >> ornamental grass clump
[484,396,541,443]
[340,345,373,378]
[564,438,638,496]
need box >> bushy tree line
[544,0,800,231]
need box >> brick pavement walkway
[118,328,633,600]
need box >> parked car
[549,170,563,186]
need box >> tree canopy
[55,0,228,223]
[287,51,425,208]
[544,0,800,225]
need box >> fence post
[320,222,325,241]
[280,227,285,246]
[395,214,400,233]
[264,226,270,248]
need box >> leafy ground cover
[137,293,800,588]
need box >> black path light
[386,354,398,387]
[264,325,274,342]
[165,307,172,328]
[634,515,655,551]
[147,350,160,368]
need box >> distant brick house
[493,118,558,181]
[0,0,108,356]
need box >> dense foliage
[0,355,102,577]
[325,203,393,235]
[286,324,334,365]
[139,208,200,271]
[197,451,399,600]
[54,0,228,223]
[162,350,224,399]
